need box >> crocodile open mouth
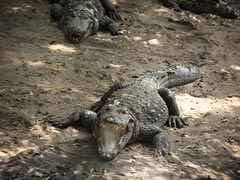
[99,123,125,155]
[67,32,83,43]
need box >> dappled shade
[0,0,240,179]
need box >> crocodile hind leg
[49,109,97,131]
[158,87,187,128]
[99,16,122,36]
[139,123,170,156]
[91,81,128,112]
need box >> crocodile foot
[152,131,170,156]
[153,146,170,157]
[167,115,188,128]
[107,11,122,21]
[109,23,122,36]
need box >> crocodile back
[62,0,104,19]
[104,84,169,128]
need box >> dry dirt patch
[0,0,240,179]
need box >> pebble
[148,39,160,45]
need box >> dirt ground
[0,0,240,179]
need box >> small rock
[45,60,52,64]
[34,171,43,177]
[222,118,228,123]
[0,151,8,157]
[129,167,136,173]
[73,170,80,175]
[81,161,87,164]
[148,39,160,45]
[89,168,94,173]
[116,172,126,176]
[180,134,189,138]
[133,36,142,41]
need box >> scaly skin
[50,0,121,43]
[49,65,200,160]
[159,0,239,19]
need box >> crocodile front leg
[153,131,169,156]
[158,87,187,128]
[139,123,170,156]
[49,109,97,131]
[99,0,122,21]
[91,81,128,112]
[99,16,122,36]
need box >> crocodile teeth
[75,38,80,43]
[72,36,76,42]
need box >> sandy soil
[0,0,240,179]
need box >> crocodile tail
[161,65,200,88]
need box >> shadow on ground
[0,0,240,180]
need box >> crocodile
[50,0,122,43]
[49,65,200,160]
[159,0,239,19]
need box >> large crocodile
[159,0,239,19]
[49,65,200,160]
[50,0,122,43]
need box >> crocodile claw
[109,23,121,36]
[153,147,171,157]
[167,115,188,129]
[107,11,122,21]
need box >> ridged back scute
[132,65,200,89]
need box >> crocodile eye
[88,22,93,28]
[126,119,134,132]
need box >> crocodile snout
[99,152,116,160]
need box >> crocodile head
[94,104,136,160]
[61,13,99,43]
